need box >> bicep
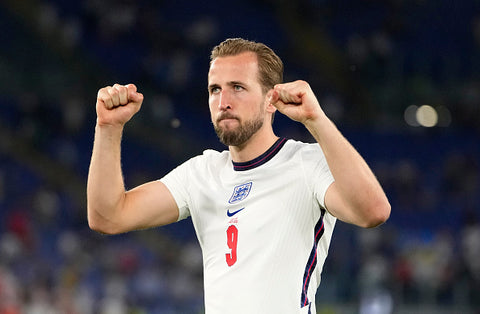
[122,180,180,230]
[324,182,355,225]
[324,179,390,228]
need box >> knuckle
[109,88,119,97]
[97,88,109,100]
[98,86,109,95]
[296,79,307,86]
[113,84,126,93]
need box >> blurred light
[404,105,420,127]
[416,105,438,127]
[171,118,181,128]
[404,105,450,128]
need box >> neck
[229,127,278,163]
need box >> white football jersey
[160,138,336,314]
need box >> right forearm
[87,124,126,231]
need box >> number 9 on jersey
[225,225,238,266]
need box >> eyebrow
[227,81,245,86]
[208,83,220,91]
[208,81,246,90]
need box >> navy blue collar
[232,138,287,171]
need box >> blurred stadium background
[0,0,479,313]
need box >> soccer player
[87,38,390,313]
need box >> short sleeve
[159,161,192,221]
[300,143,335,209]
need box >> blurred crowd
[0,0,479,313]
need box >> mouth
[217,119,239,130]
[217,114,239,124]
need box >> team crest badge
[228,182,252,204]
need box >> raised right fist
[96,83,144,127]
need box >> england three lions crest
[228,182,252,204]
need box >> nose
[218,90,232,110]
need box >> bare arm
[270,80,390,228]
[87,84,179,234]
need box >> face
[208,52,270,147]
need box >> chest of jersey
[189,161,317,279]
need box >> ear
[265,89,277,114]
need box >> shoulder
[178,148,229,170]
[200,148,229,164]
[281,139,325,159]
[284,139,318,150]
[201,148,227,158]
[161,148,229,186]
[278,139,329,177]
[261,139,325,173]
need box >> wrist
[303,110,329,129]
[95,122,124,137]
[304,113,336,144]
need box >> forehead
[208,52,259,83]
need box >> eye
[210,86,221,94]
[233,85,244,91]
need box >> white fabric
[160,139,336,313]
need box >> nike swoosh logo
[227,207,245,217]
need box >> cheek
[208,97,216,111]
[208,101,217,121]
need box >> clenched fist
[96,83,144,127]
[269,80,324,125]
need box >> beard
[214,112,264,147]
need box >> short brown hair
[210,38,283,94]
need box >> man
[87,38,390,313]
